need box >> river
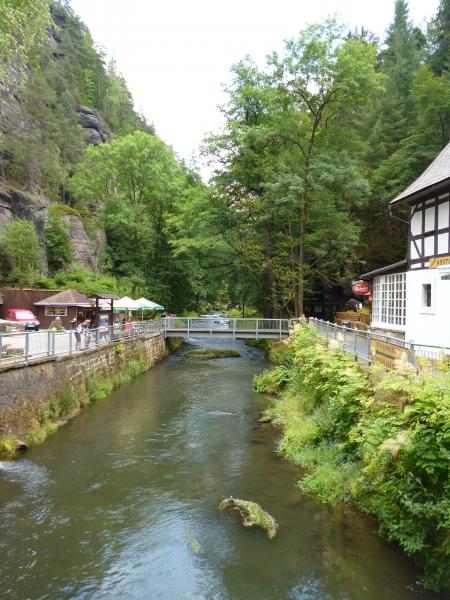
[0,340,441,599]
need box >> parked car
[5,309,40,331]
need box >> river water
[0,340,441,599]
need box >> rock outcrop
[76,105,112,146]
[60,213,101,271]
[0,185,102,273]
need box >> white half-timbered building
[362,143,450,349]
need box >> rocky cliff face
[76,105,112,146]
[0,85,110,274]
[0,184,104,273]
[60,213,103,271]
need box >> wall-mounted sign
[372,340,410,368]
[352,281,370,296]
[429,255,450,268]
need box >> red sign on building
[352,281,371,296]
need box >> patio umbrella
[135,298,165,311]
[114,297,141,311]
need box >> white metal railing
[163,317,296,339]
[0,320,163,368]
[309,317,450,366]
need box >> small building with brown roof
[34,289,92,329]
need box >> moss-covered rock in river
[218,497,278,539]
[186,348,240,360]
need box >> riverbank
[254,323,450,593]
[0,333,175,457]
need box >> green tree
[44,215,74,274]
[0,219,43,283]
[0,0,51,91]
[70,131,211,310]
[208,20,380,316]
[429,0,450,75]
[358,0,426,272]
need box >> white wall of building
[405,269,450,348]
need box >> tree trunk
[297,110,321,316]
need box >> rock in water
[218,497,278,539]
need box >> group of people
[72,316,135,350]
[48,316,136,351]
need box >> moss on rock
[186,348,241,360]
[218,497,278,539]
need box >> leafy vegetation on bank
[254,324,450,591]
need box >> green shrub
[58,385,78,416]
[255,322,450,592]
[254,365,291,394]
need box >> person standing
[75,320,83,350]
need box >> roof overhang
[390,178,450,206]
[34,301,92,307]
[360,259,407,279]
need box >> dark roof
[91,293,120,300]
[391,143,450,205]
[360,259,407,279]
[34,289,92,307]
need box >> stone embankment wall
[0,333,167,442]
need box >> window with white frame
[372,273,406,327]
[45,306,67,317]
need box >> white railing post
[256,319,259,340]
[187,317,190,339]
[69,330,73,355]
[233,318,236,339]
[0,332,2,365]
[47,330,52,356]
[25,331,30,361]
[353,328,357,361]
[279,319,282,339]
[367,331,371,365]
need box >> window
[372,273,406,328]
[45,306,67,317]
[423,284,432,308]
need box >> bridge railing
[162,317,297,337]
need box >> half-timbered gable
[391,142,450,271]
[407,193,450,268]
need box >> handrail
[0,320,163,368]
[308,316,450,368]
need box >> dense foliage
[207,0,450,315]
[69,131,231,310]
[254,324,450,591]
[2,0,450,314]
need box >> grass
[186,348,241,360]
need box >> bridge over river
[163,317,297,340]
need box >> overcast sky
[70,0,439,172]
